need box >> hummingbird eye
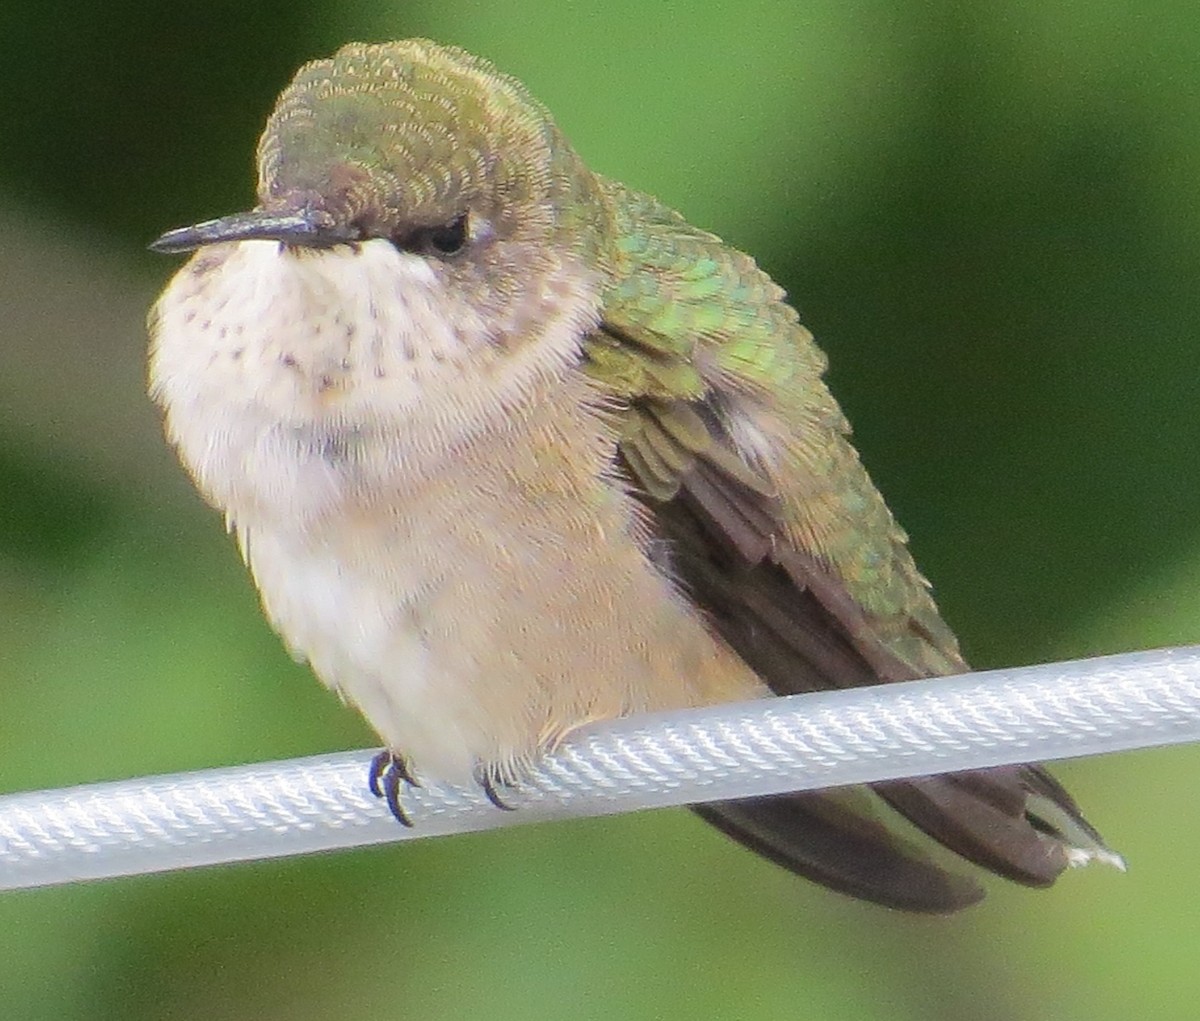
[392,213,469,258]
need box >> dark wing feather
[585,180,1111,911]
[631,411,1082,902]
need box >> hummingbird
[148,39,1118,912]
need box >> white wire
[2,645,1198,891]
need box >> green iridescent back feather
[583,180,964,680]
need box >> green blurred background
[1,2,1197,1018]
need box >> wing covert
[581,179,1109,909]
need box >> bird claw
[368,750,419,826]
[369,752,519,823]
[475,767,517,812]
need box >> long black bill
[149,208,360,254]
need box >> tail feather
[694,764,1120,911]
[694,789,984,914]
[874,771,1066,887]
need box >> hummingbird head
[152,39,609,306]
[150,40,612,512]
[157,41,605,261]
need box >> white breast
[148,238,760,783]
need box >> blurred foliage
[1,1,1198,1019]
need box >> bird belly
[241,488,763,785]
[243,524,487,781]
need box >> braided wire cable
[3,645,1198,891]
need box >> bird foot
[368,750,420,826]
[369,753,520,823]
[474,765,518,813]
